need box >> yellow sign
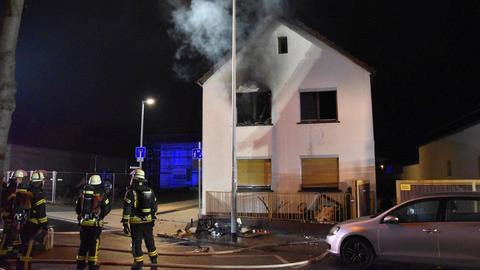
[400,184,411,191]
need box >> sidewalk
[47,199,199,235]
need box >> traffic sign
[135,147,146,159]
[192,148,202,160]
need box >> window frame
[298,88,339,124]
[236,90,272,127]
[277,36,288,54]
[236,158,272,192]
[300,156,340,190]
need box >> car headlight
[328,226,340,236]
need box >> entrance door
[355,180,370,217]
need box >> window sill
[238,186,272,192]
[300,187,341,193]
[237,123,273,127]
[297,120,340,125]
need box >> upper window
[301,157,339,189]
[388,199,441,223]
[445,198,480,222]
[237,90,272,126]
[300,90,338,123]
[238,159,271,187]
[278,36,288,54]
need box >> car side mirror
[383,215,399,224]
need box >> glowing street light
[139,98,155,168]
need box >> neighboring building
[145,141,201,189]
[198,18,376,213]
[402,117,480,180]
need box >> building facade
[403,123,480,180]
[199,19,376,214]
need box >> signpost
[192,142,202,217]
[135,146,146,163]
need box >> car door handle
[422,228,438,234]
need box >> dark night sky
[3,0,480,162]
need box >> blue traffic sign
[135,147,146,159]
[192,148,202,159]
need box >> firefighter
[16,170,48,270]
[75,174,111,270]
[121,169,158,270]
[0,170,26,262]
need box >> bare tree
[0,0,25,175]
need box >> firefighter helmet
[130,169,146,181]
[30,170,45,182]
[13,170,27,179]
[88,174,102,185]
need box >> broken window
[237,86,272,126]
[300,90,338,122]
[278,36,288,54]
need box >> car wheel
[340,237,375,269]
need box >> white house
[403,119,480,180]
[198,18,376,214]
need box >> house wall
[402,124,480,179]
[202,22,375,213]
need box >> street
[1,218,474,270]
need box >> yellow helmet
[130,169,146,181]
[88,174,102,185]
[13,170,28,179]
[30,170,45,182]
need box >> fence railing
[206,191,352,224]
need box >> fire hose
[53,240,322,256]
[4,251,328,269]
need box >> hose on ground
[5,251,328,269]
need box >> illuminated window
[278,36,288,54]
[301,157,339,188]
[238,159,271,187]
[300,90,338,123]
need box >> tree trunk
[0,0,24,176]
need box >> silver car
[325,192,480,268]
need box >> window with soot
[237,89,272,126]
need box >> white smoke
[167,0,286,80]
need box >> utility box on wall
[145,142,200,189]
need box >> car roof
[412,192,480,200]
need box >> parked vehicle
[326,192,480,268]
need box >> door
[378,199,442,264]
[436,197,480,267]
[355,180,371,217]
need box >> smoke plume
[167,0,286,81]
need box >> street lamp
[139,98,155,168]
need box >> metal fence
[3,171,132,206]
[206,191,352,224]
[396,179,480,203]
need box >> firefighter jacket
[15,183,48,227]
[0,180,17,222]
[121,184,157,224]
[75,185,111,227]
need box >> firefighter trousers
[76,226,102,270]
[130,223,157,269]
[16,222,46,270]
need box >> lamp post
[139,98,155,168]
[230,0,238,242]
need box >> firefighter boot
[76,260,87,270]
[149,255,158,270]
[131,261,143,270]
